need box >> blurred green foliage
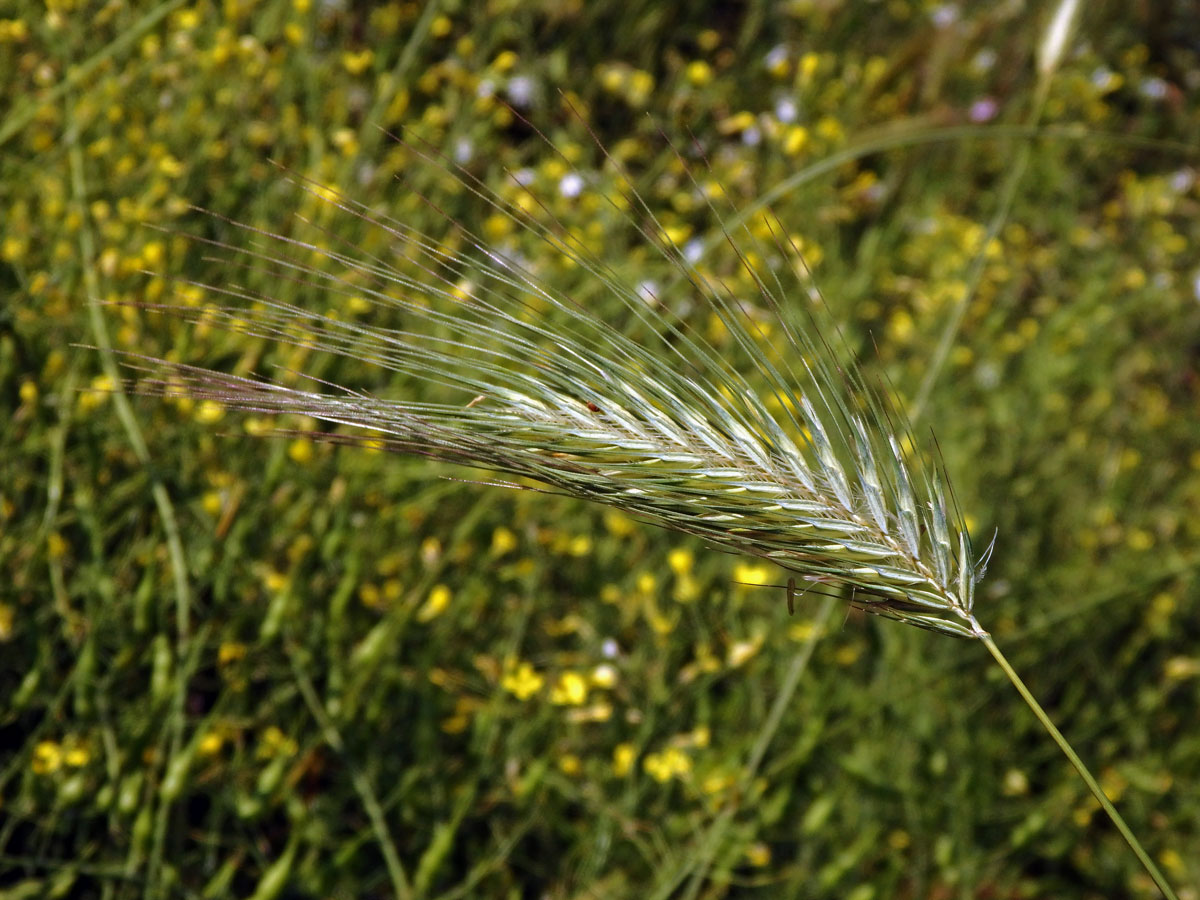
[2,1,1199,897]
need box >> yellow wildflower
[834,643,862,666]
[263,570,288,593]
[670,547,695,575]
[1165,657,1200,681]
[0,19,30,42]
[888,309,915,342]
[685,60,713,86]
[491,526,517,556]
[420,536,442,565]
[157,156,184,178]
[627,69,654,106]
[1160,848,1185,877]
[727,636,763,668]
[788,620,822,642]
[644,747,691,783]
[674,575,700,603]
[1126,528,1153,551]
[62,739,89,768]
[604,509,635,536]
[745,843,771,867]
[287,437,313,464]
[718,111,757,135]
[194,400,225,424]
[218,642,246,666]
[566,534,592,557]
[799,52,820,81]
[815,116,844,142]
[501,661,544,700]
[342,49,373,75]
[33,741,63,775]
[79,374,113,412]
[199,731,224,757]
[702,769,735,795]
[733,562,769,586]
[258,726,297,759]
[612,743,636,777]
[1003,769,1030,796]
[331,127,359,156]
[783,125,809,156]
[550,671,588,706]
[566,703,612,723]
[417,584,452,622]
[590,664,617,689]
[47,532,69,559]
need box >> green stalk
[973,621,1177,900]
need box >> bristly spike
[125,130,981,639]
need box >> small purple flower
[775,96,798,124]
[1169,168,1194,194]
[971,48,997,72]
[1139,77,1168,100]
[931,4,959,27]
[506,74,537,108]
[453,138,473,165]
[969,97,999,123]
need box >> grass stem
[976,625,1177,900]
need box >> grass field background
[2,1,1199,897]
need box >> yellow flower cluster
[643,746,691,783]
[32,737,91,775]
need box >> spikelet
[130,130,986,639]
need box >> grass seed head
[131,132,984,639]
